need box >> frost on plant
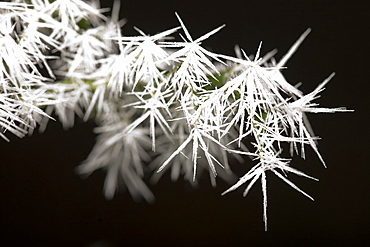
[0,0,351,229]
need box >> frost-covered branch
[0,0,352,230]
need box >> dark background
[0,0,368,246]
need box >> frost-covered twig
[0,0,352,230]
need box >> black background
[0,0,368,246]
